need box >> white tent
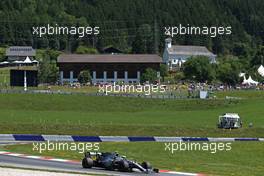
[0,61,9,65]
[239,72,246,77]
[247,76,259,85]
[242,75,259,85]
[32,60,39,63]
[242,75,248,85]
[257,65,264,77]
[13,60,23,64]
[23,56,32,64]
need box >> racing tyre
[82,157,93,168]
[118,160,129,172]
[141,161,152,170]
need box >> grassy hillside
[0,93,263,137]
[0,0,263,54]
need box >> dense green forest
[0,0,263,54]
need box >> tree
[141,68,157,83]
[183,56,215,82]
[251,46,264,66]
[38,62,59,84]
[0,48,5,62]
[174,72,185,82]
[75,46,98,54]
[132,24,154,54]
[216,59,241,86]
[78,70,92,84]
[38,51,59,84]
[232,42,251,58]
[212,37,225,54]
[160,64,168,82]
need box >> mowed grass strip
[1,142,264,176]
[215,90,264,99]
[0,93,263,137]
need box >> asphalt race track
[0,154,191,176]
[0,142,193,176]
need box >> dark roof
[168,45,216,57]
[57,54,162,63]
[102,46,123,54]
[6,46,36,57]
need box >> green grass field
[1,142,263,176]
[0,91,263,176]
[0,93,263,137]
[0,69,9,87]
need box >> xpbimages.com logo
[165,24,232,38]
[32,141,100,154]
[32,24,100,38]
[164,142,232,154]
[98,83,166,95]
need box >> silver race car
[82,151,159,174]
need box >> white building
[163,38,216,70]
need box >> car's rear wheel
[82,157,93,168]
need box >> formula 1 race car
[82,152,159,174]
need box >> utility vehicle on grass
[217,113,242,129]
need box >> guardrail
[0,134,263,142]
